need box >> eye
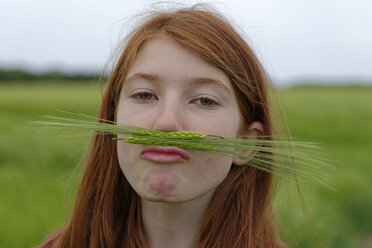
[131,91,157,102]
[194,97,219,108]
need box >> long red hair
[39,4,286,248]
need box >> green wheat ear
[30,114,338,189]
[130,128,209,139]
[117,135,215,150]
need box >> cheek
[192,152,233,188]
[192,113,241,138]
[116,141,138,180]
[116,101,154,128]
[117,142,129,173]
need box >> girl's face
[116,35,243,203]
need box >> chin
[146,183,178,200]
[140,191,182,203]
[140,182,191,203]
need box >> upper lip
[141,146,189,160]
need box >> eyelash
[131,92,219,107]
[131,92,157,102]
[193,97,219,107]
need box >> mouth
[141,146,189,163]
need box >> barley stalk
[30,114,338,189]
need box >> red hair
[39,4,287,248]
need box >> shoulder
[37,230,61,248]
[278,242,290,248]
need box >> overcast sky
[1,0,371,84]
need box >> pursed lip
[141,146,189,162]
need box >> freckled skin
[116,35,245,203]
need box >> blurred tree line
[0,69,104,83]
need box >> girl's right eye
[131,92,157,102]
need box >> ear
[232,121,264,166]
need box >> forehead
[126,35,234,92]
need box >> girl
[39,4,288,248]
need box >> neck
[141,192,214,248]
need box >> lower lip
[143,151,185,163]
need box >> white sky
[1,0,371,84]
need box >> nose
[152,98,184,132]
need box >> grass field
[0,82,371,247]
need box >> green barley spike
[131,128,207,139]
[31,114,338,189]
[122,135,214,150]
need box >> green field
[0,83,371,247]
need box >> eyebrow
[189,77,232,97]
[124,72,232,96]
[124,73,161,84]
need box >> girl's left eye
[194,97,219,107]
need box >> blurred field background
[0,81,371,248]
